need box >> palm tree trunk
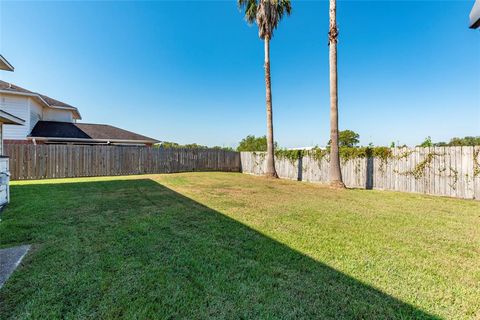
[328,0,345,188]
[264,37,278,178]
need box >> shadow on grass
[0,179,438,319]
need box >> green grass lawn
[0,173,479,319]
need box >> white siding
[29,98,43,131]
[0,123,3,155]
[0,93,76,141]
[43,108,73,122]
[0,93,30,140]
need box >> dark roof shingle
[30,121,158,144]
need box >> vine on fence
[248,146,396,176]
[398,152,440,179]
[275,149,305,165]
[448,167,459,190]
[247,147,477,197]
[395,149,414,160]
[254,148,473,188]
[273,147,394,164]
[252,151,266,167]
[309,148,329,162]
[474,148,480,177]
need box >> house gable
[0,81,80,141]
[0,80,81,120]
[0,94,31,140]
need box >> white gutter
[0,110,25,125]
[0,90,50,106]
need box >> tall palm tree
[328,0,345,188]
[238,0,291,178]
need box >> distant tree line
[418,136,480,147]
[237,135,278,152]
[236,131,360,151]
[236,132,480,151]
[155,142,233,152]
[155,133,479,154]
[327,130,359,148]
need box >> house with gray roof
[0,80,159,146]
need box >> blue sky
[0,1,478,148]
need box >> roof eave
[0,110,25,125]
[0,90,54,109]
[49,105,82,120]
[27,136,159,144]
[470,0,480,28]
[0,55,14,72]
[470,18,480,29]
[0,90,81,119]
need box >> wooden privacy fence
[241,147,480,200]
[6,144,480,200]
[5,144,240,180]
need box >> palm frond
[276,0,292,20]
[238,0,258,24]
[238,0,291,39]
